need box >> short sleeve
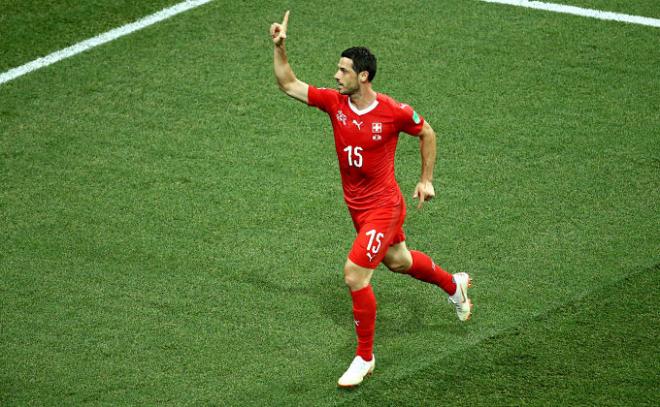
[308,85,340,113]
[396,102,425,135]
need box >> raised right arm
[271,11,309,103]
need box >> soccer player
[270,11,472,388]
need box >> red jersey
[307,85,425,210]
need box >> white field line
[479,0,660,28]
[0,0,214,86]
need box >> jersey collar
[348,96,379,116]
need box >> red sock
[350,285,376,361]
[407,250,456,295]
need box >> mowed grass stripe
[338,265,660,405]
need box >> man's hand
[270,10,289,46]
[271,10,308,103]
[413,181,435,209]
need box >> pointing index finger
[282,10,290,30]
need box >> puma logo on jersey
[352,120,363,130]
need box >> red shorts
[347,201,407,269]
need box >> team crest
[336,110,347,125]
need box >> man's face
[334,57,360,95]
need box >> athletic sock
[407,250,457,295]
[350,285,376,361]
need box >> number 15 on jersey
[343,145,363,168]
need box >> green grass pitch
[1,1,658,405]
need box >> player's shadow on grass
[315,268,458,342]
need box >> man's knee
[385,258,410,274]
[343,273,368,290]
[343,261,373,291]
[383,245,413,274]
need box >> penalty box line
[479,0,660,28]
[0,0,214,86]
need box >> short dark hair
[341,46,377,82]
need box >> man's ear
[359,71,369,83]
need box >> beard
[337,83,357,95]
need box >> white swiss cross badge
[372,122,383,141]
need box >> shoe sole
[337,365,375,388]
[337,371,373,388]
[461,275,473,321]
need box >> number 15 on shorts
[366,229,384,262]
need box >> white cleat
[337,355,375,388]
[448,272,472,321]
